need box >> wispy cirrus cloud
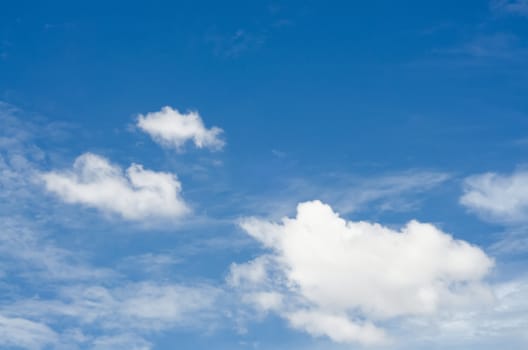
[0,218,112,282]
[235,170,451,219]
[0,198,227,350]
[491,0,528,16]
[0,217,223,350]
[432,32,528,63]
[205,29,266,58]
[4,282,221,334]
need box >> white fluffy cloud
[460,170,528,224]
[137,106,224,151]
[41,153,189,221]
[231,200,495,345]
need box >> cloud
[1,281,221,350]
[92,333,152,350]
[331,170,450,214]
[395,275,528,348]
[491,0,528,16]
[41,153,190,221]
[0,315,58,350]
[286,309,387,346]
[458,33,522,59]
[237,170,451,219]
[0,216,221,350]
[489,227,528,255]
[118,252,182,276]
[0,218,112,281]
[460,170,528,224]
[0,103,47,206]
[137,106,224,151]
[230,200,494,345]
[205,29,265,58]
[5,282,220,333]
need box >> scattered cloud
[1,280,221,350]
[397,275,528,347]
[0,218,112,282]
[41,152,190,221]
[137,106,224,151]
[461,170,528,224]
[239,170,451,219]
[0,106,227,348]
[91,333,152,350]
[0,211,223,350]
[331,170,451,214]
[4,282,220,333]
[118,252,182,276]
[230,200,494,345]
[0,315,58,350]
[458,33,523,59]
[0,103,47,204]
[434,32,528,62]
[489,227,528,255]
[491,0,528,16]
[0,216,222,349]
[206,29,265,58]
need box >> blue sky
[1,1,528,349]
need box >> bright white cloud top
[137,106,224,151]
[41,153,189,221]
[231,200,495,345]
[461,170,528,224]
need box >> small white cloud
[41,153,190,221]
[137,106,224,151]
[231,200,494,345]
[460,170,528,224]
